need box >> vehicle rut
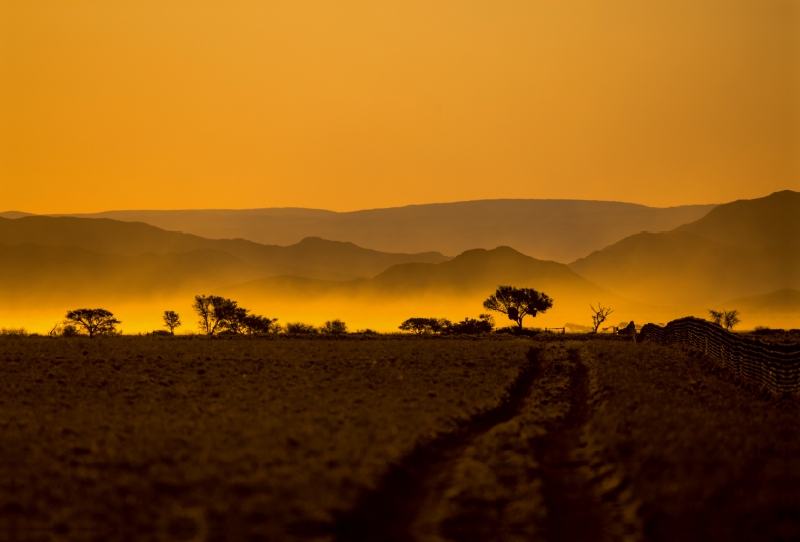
[334,346,606,542]
[536,348,607,542]
[334,347,542,542]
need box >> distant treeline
[9,285,564,338]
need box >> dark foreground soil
[1,336,798,541]
[582,341,800,542]
[0,336,532,541]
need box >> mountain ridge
[0,216,450,280]
[569,191,800,307]
[4,198,717,262]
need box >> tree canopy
[192,295,277,335]
[399,318,450,335]
[64,308,120,338]
[483,286,553,329]
[709,309,741,331]
[162,311,181,335]
[448,314,495,335]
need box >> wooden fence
[638,317,800,394]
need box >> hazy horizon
[3,195,726,216]
[2,1,799,334]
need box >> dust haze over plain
[1,1,799,333]
[1,191,799,333]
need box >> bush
[320,319,347,335]
[446,315,494,335]
[242,315,279,335]
[61,325,81,337]
[0,327,28,337]
[285,322,318,335]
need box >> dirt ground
[0,336,532,541]
[1,335,797,541]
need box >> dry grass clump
[0,336,531,539]
[582,341,800,541]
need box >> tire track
[334,347,542,542]
[335,346,607,542]
[537,348,607,542]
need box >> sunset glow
[3,1,798,213]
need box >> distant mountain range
[2,191,798,331]
[0,216,449,281]
[224,246,607,300]
[675,190,800,249]
[570,191,800,307]
[1,199,716,262]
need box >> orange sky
[1,0,798,213]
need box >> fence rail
[638,317,800,394]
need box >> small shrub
[285,322,318,335]
[446,315,494,335]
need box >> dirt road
[336,345,610,542]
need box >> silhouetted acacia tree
[64,308,120,338]
[590,303,614,333]
[399,318,429,334]
[708,309,740,331]
[483,286,553,329]
[399,318,450,335]
[162,311,181,335]
[193,295,245,335]
[708,309,724,327]
[242,315,278,335]
[193,295,219,334]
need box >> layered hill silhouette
[218,246,638,330]
[30,199,716,262]
[0,216,449,281]
[674,190,800,248]
[569,191,800,307]
[225,246,603,297]
[3,192,796,332]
